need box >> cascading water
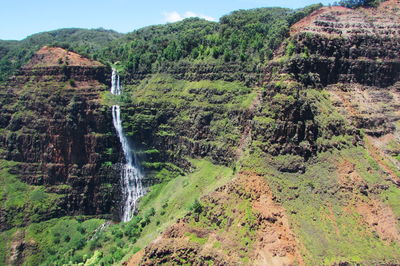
[111,68,145,222]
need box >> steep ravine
[0,2,399,265]
[126,2,400,265]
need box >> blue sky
[1,0,333,40]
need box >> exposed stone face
[0,48,122,230]
[13,66,108,84]
[125,61,262,87]
[286,34,400,87]
[291,2,400,38]
[285,2,400,88]
[252,1,400,160]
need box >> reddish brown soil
[337,160,366,190]
[329,84,400,186]
[337,160,400,244]
[23,46,103,68]
[290,6,351,35]
[126,250,145,266]
[239,173,305,266]
[356,199,400,243]
[133,172,304,265]
[365,136,400,186]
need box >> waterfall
[110,68,145,222]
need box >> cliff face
[282,0,400,180]
[1,3,400,265]
[287,2,400,87]
[125,62,262,87]
[118,76,258,172]
[250,1,400,160]
[0,47,121,230]
[133,2,400,265]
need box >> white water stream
[111,69,145,222]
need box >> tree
[190,199,203,214]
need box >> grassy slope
[0,160,63,228]
[0,159,106,265]
[241,89,400,266]
[0,159,234,265]
[240,146,400,264]
[122,159,235,261]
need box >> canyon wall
[0,47,122,230]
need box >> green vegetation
[0,4,321,83]
[0,217,105,265]
[131,159,234,250]
[187,195,258,261]
[185,232,208,245]
[9,159,232,265]
[0,160,62,227]
[107,75,257,166]
[0,28,123,81]
[0,159,234,265]
[252,80,356,159]
[238,75,400,264]
[240,145,400,264]
[96,5,321,76]
[334,0,383,8]
[1,1,399,265]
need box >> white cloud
[164,11,183,23]
[163,11,216,23]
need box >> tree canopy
[334,0,383,8]
[0,4,322,81]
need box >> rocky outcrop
[329,82,400,185]
[286,34,400,87]
[125,62,262,87]
[281,1,400,88]
[0,47,122,230]
[119,78,257,170]
[13,66,108,84]
[253,1,400,160]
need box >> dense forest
[0,5,321,81]
[96,5,321,74]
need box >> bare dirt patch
[126,249,145,266]
[239,173,304,266]
[337,160,400,244]
[23,46,103,68]
[356,199,400,243]
[136,172,304,265]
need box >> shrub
[190,199,203,214]
[286,41,296,57]
[112,228,123,239]
[69,79,76,87]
